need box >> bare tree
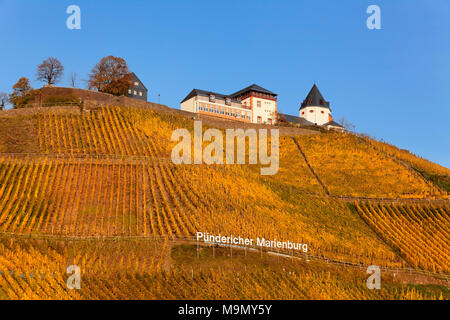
[0,92,9,110]
[37,57,64,86]
[69,72,78,88]
[339,117,356,131]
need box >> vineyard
[294,132,447,198]
[0,105,448,300]
[361,136,450,192]
[0,155,403,268]
[353,202,450,273]
[0,238,446,300]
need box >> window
[128,89,132,94]
[268,118,272,125]
[198,104,203,111]
[209,95,215,102]
[139,92,143,96]
[226,109,230,116]
[309,110,314,113]
[321,110,324,114]
[225,98,231,106]
[215,107,219,113]
[257,101,261,107]
[220,109,224,115]
[134,82,139,86]
[301,112,305,116]
[134,90,137,95]
[257,116,262,124]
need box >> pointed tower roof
[300,84,330,110]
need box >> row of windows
[301,110,326,116]
[198,103,251,120]
[257,117,273,125]
[128,89,144,97]
[256,100,272,107]
[209,94,233,106]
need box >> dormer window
[225,97,231,106]
[209,94,215,102]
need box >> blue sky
[0,0,449,167]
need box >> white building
[181,84,278,125]
[299,84,344,131]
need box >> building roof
[300,84,330,110]
[323,120,344,128]
[230,84,277,98]
[180,89,240,104]
[129,72,148,91]
[278,113,315,126]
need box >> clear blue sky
[1,0,449,168]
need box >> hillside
[0,105,448,300]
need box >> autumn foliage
[0,105,448,300]
[88,56,132,96]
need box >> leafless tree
[339,117,356,131]
[0,92,9,110]
[36,57,64,85]
[69,72,78,88]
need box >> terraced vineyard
[295,132,447,198]
[0,239,445,300]
[0,105,448,300]
[354,202,450,273]
[0,155,403,268]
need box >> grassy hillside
[0,105,448,300]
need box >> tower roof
[300,84,330,110]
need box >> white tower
[299,84,332,126]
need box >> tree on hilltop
[37,57,65,86]
[339,117,356,132]
[69,71,78,88]
[88,55,132,96]
[9,77,40,108]
[0,92,9,110]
